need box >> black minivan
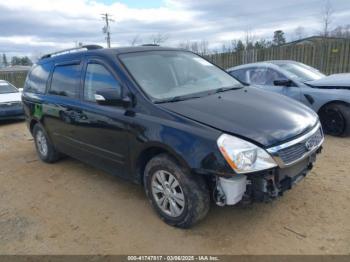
[22,45,324,227]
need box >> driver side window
[264,69,289,85]
[247,68,268,85]
[246,67,288,86]
[84,63,121,102]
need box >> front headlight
[217,134,277,174]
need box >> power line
[101,13,115,48]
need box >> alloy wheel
[322,108,345,136]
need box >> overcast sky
[0,0,349,58]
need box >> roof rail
[40,45,103,60]
[141,44,160,47]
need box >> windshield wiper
[155,95,202,104]
[154,86,242,104]
[212,86,243,94]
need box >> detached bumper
[216,122,324,205]
[245,122,325,202]
[245,147,322,202]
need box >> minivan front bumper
[245,147,322,202]
[215,123,324,205]
[266,122,324,168]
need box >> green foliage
[2,53,8,67]
[273,30,286,46]
[236,40,245,52]
[11,56,33,66]
[254,39,272,49]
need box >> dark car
[0,80,24,120]
[227,61,350,137]
[22,45,323,228]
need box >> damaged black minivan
[22,45,324,228]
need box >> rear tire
[33,124,61,163]
[319,103,350,137]
[144,154,210,228]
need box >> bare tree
[178,40,209,56]
[130,35,142,46]
[228,40,238,52]
[343,24,350,38]
[321,0,333,37]
[198,40,209,55]
[294,26,306,40]
[244,30,256,50]
[190,41,199,54]
[178,40,191,50]
[331,24,350,38]
[150,33,169,45]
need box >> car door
[44,61,83,153]
[68,57,131,178]
[246,67,302,101]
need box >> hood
[0,92,21,103]
[159,87,318,147]
[306,73,350,89]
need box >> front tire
[33,124,61,163]
[319,103,350,137]
[144,154,210,228]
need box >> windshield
[119,51,243,102]
[0,82,18,94]
[276,62,325,82]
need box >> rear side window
[25,63,52,94]
[49,64,80,98]
[83,63,121,102]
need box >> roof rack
[40,45,103,60]
[141,44,160,47]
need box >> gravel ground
[0,120,349,255]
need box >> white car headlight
[217,134,277,174]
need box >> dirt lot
[0,120,349,255]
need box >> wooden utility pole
[101,13,114,48]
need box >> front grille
[277,128,323,165]
[278,143,308,164]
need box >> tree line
[127,1,349,56]
[0,53,33,68]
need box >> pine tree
[2,54,8,67]
[236,40,245,52]
[273,30,286,46]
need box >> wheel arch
[134,143,192,185]
[317,100,350,115]
[29,119,39,134]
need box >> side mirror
[95,88,132,107]
[273,79,293,87]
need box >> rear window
[25,63,52,94]
[49,64,80,98]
